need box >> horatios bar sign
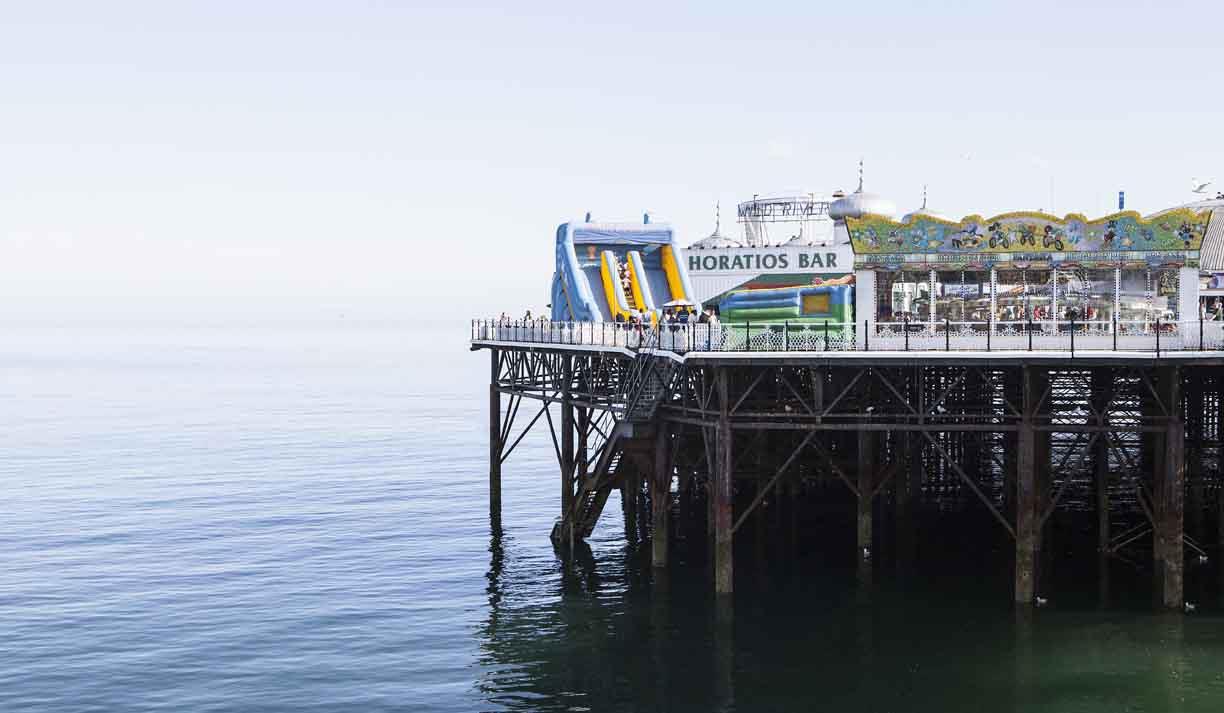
[685,244,853,274]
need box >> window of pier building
[1118,268,1180,325]
[995,269,1054,323]
[1056,268,1115,322]
[934,270,992,324]
[875,270,931,323]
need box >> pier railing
[472,318,1224,355]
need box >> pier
[473,319,1224,610]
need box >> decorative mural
[846,208,1212,256]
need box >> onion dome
[828,161,895,220]
[689,231,742,249]
[901,186,950,222]
[829,189,896,220]
[688,202,743,249]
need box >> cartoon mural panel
[846,208,1212,256]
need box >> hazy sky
[1,1,1220,320]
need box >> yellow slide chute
[660,245,688,303]
[626,252,651,311]
[599,251,632,322]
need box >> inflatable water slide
[550,217,695,323]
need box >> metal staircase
[626,359,673,422]
[552,333,676,544]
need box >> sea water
[3,320,1224,712]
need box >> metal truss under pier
[475,338,1224,610]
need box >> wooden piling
[652,425,670,568]
[857,427,875,585]
[489,349,502,520]
[1091,368,1111,607]
[1034,368,1052,597]
[1144,377,1165,602]
[623,469,639,544]
[560,355,575,546]
[1157,366,1184,610]
[1095,419,1111,608]
[715,367,734,595]
[1015,366,1039,605]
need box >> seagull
[1035,596,1049,608]
[1199,554,1209,565]
[861,546,872,561]
[1192,178,1213,194]
[865,405,875,413]
[935,404,948,414]
[1185,602,1197,613]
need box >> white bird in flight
[1191,178,1213,194]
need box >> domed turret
[689,231,742,249]
[688,202,743,249]
[901,186,950,222]
[829,189,896,220]
[828,161,895,220]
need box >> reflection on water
[476,493,1224,713]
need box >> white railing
[472,318,1224,354]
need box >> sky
[1,1,1221,322]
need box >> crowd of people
[495,306,719,332]
[496,311,550,326]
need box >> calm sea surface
[3,321,1224,712]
